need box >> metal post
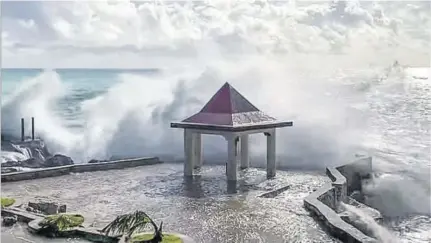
[31,117,35,140]
[21,118,25,141]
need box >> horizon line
[1,67,160,70]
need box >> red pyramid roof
[171,82,293,131]
[181,82,275,126]
[199,82,259,114]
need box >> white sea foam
[343,203,399,243]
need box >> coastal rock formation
[1,139,51,162]
[44,154,74,167]
[21,158,46,168]
[2,154,74,172]
[1,139,66,173]
[88,159,108,164]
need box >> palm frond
[39,214,83,231]
[102,211,156,237]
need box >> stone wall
[336,157,373,195]
[326,167,347,212]
[303,156,377,243]
[317,185,336,209]
[1,157,161,182]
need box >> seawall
[303,157,377,243]
[1,157,161,183]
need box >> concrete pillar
[266,129,276,179]
[240,134,249,169]
[226,135,239,181]
[184,129,194,176]
[193,133,202,169]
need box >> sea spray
[1,63,368,165]
[362,172,431,218]
[342,203,399,243]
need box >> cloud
[1,0,430,68]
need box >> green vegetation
[132,233,182,243]
[1,197,16,207]
[102,211,163,242]
[39,213,84,231]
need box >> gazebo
[171,82,293,181]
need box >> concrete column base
[226,135,239,181]
[184,129,194,176]
[266,129,276,179]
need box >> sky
[1,0,430,68]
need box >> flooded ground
[1,223,89,243]
[1,163,338,243]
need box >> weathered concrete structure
[171,82,293,181]
[303,157,378,243]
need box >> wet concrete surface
[1,163,339,243]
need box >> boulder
[44,154,74,167]
[1,161,21,167]
[28,200,67,215]
[2,216,17,226]
[3,154,74,170]
[3,157,45,169]
[21,157,45,168]
[88,159,107,164]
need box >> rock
[28,200,67,215]
[3,154,73,170]
[88,159,107,164]
[21,157,46,168]
[44,154,74,167]
[1,154,74,172]
[1,161,21,167]
[88,159,98,163]
[1,168,19,174]
[2,216,17,226]
[1,140,51,162]
[3,157,45,169]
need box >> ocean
[1,66,430,242]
